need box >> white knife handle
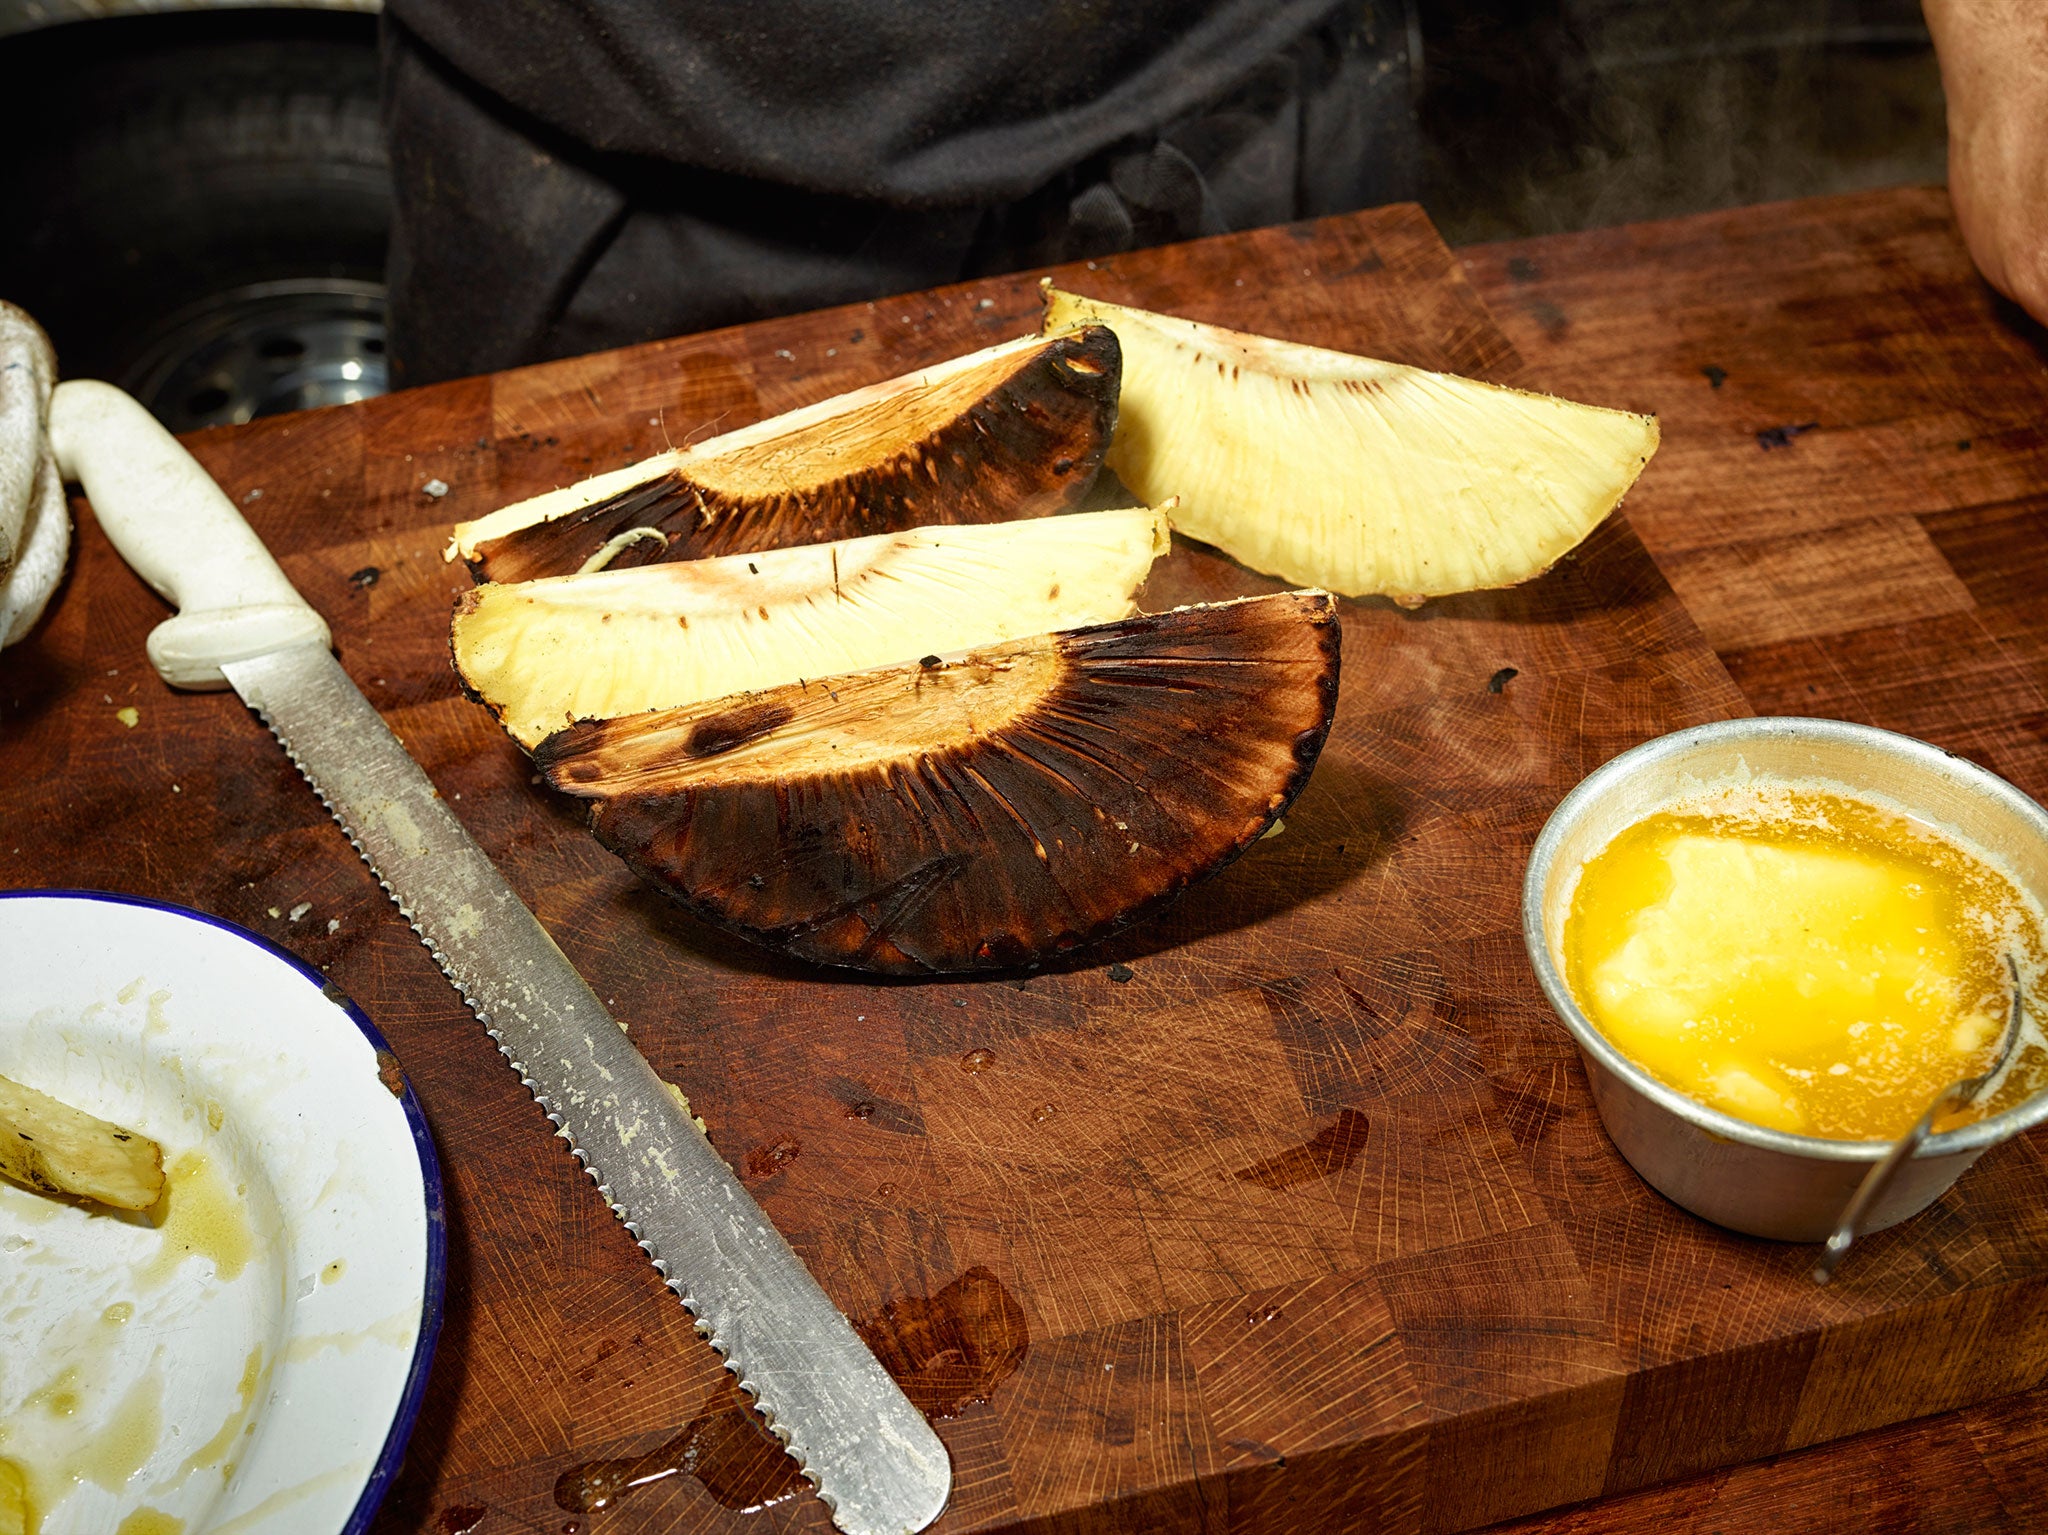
[48,379,329,690]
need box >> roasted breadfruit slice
[536,591,1340,974]
[1041,286,1658,603]
[455,506,1172,749]
[450,327,1121,584]
[0,1071,165,1210]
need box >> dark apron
[380,0,1421,385]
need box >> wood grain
[1,193,2043,1535]
[1464,184,2048,1535]
[1463,185,2048,799]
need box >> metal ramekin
[1523,717,2048,1241]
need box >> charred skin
[468,327,1122,584]
[536,593,1341,974]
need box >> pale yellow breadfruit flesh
[1042,286,1659,602]
[0,1459,26,1535]
[0,1072,165,1210]
[453,504,1173,748]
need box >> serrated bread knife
[48,379,951,1535]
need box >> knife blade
[48,379,951,1535]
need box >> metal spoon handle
[1812,1099,1949,1283]
[1812,956,2025,1285]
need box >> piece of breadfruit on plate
[453,505,1173,749]
[449,327,1121,584]
[1040,285,1658,604]
[534,591,1340,975]
[0,1071,165,1211]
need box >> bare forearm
[1925,0,2048,323]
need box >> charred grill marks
[464,328,1121,584]
[685,702,799,759]
[540,593,1338,973]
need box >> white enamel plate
[0,891,444,1534]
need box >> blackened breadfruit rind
[469,326,1122,584]
[540,593,1340,974]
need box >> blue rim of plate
[0,888,447,1535]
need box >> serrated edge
[237,695,843,1517]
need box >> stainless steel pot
[1522,716,2048,1241]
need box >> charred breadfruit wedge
[1041,286,1658,604]
[454,506,1173,748]
[450,328,1121,584]
[536,591,1340,974]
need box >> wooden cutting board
[6,202,2045,1535]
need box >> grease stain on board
[553,1378,805,1517]
[852,1265,1029,1418]
[741,1136,800,1179]
[552,1267,1028,1520]
[823,1075,923,1134]
[1233,1108,1371,1190]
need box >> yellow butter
[1564,786,2043,1140]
